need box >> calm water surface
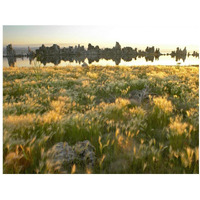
[3,56,199,67]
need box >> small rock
[82,62,88,67]
[74,140,96,168]
[46,142,75,173]
[45,140,95,173]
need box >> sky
[3,25,200,51]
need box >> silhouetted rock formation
[35,44,61,56]
[171,47,187,61]
[113,42,122,54]
[6,44,16,57]
[122,47,137,55]
[145,46,154,53]
[6,44,16,67]
[27,47,35,57]
[192,51,199,57]
[34,43,191,66]
[87,43,100,54]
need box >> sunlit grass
[3,65,199,173]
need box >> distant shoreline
[4,43,199,67]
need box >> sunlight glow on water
[3,56,199,67]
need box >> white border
[0,1,200,200]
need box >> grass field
[3,65,199,173]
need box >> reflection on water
[4,54,199,67]
[7,56,17,67]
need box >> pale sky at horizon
[3,25,200,51]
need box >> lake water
[3,55,199,67]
